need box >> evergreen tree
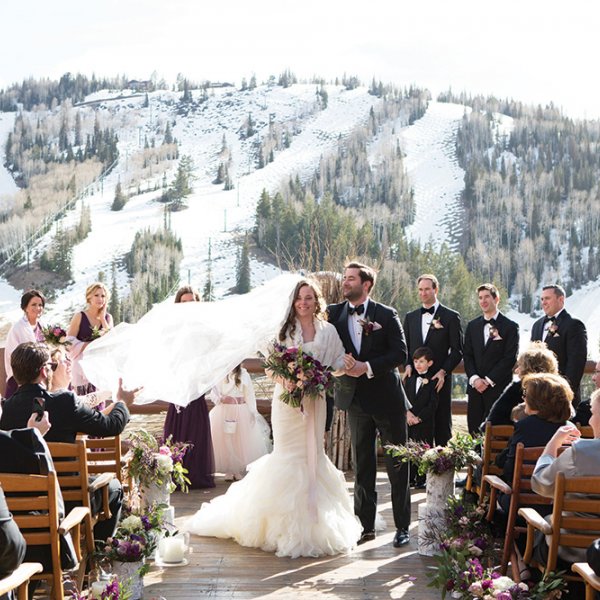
[235,234,251,294]
[109,262,121,324]
[111,182,127,211]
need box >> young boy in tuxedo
[403,346,439,487]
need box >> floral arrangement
[125,429,191,493]
[430,317,444,330]
[98,579,132,600]
[262,342,335,408]
[42,324,70,346]
[387,432,481,476]
[90,325,104,341]
[427,496,566,599]
[546,323,559,338]
[95,504,166,575]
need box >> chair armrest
[518,507,552,535]
[59,506,91,535]
[484,474,512,496]
[572,562,600,591]
[0,563,44,595]
[88,472,115,493]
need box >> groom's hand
[345,360,368,378]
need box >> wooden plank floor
[143,473,435,599]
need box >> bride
[187,278,362,557]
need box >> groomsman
[328,262,411,548]
[530,284,587,405]
[403,274,463,445]
[463,284,519,434]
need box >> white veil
[80,273,303,407]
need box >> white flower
[422,449,440,462]
[492,576,515,592]
[120,515,142,532]
[468,544,483,556]
[156,453,174,473]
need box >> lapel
[336,302,359,356]
[482,316,493,351]
[359,300,376,359]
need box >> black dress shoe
[357,530,376,545]
[393,529,410,547]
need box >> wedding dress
[187,319,362,558]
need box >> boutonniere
[488,326,502,341]
[430,317,444,330]
[358,317,382,336]
[417,376,429,386]
[547,323,559,337]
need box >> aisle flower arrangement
[262,342,335,408]
[95,503,167,576]
[427,496,566,599]
[387,432,481,476]
[125,429,191,493]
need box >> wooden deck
[143,473,435,599]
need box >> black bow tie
[485,318,496,326]
[543,315,556,325]
[421,306,435,315]
[348,304,364,316]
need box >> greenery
[388,433,481,476]
[125,429,191,493]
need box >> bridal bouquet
[262,342,335,408]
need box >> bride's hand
[343,353,356,370]
[284,380,296,393]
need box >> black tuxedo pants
[433,375,453,446]
[347,403,410,532]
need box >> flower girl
[207,365,272,481]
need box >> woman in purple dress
[163,285,215,488]
[67,282,113,398]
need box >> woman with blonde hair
[67,282,113,397]
[485,341,559,427]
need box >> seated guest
[0,342,141,541]
[531,389,600,564]
[572,359,600,427]
[486,341,559,427]
[1,412,79,594]
[496,373,572,490]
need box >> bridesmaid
[3,289,46,399]
[163,285,215,489]
[67,282,113,397]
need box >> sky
[1,0,599,119]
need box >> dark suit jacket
[531,309,587,398]
[485,380,522,427]
[0,383,130,443]
[463,312,519,397]
[403,371,438,423]
[495,415,564,483]
[403,304,463,374]
[327,299,408,415]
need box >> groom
[327,262,411,547]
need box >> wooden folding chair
[47,440,115,552]
[82,434,125,485]
[0,563,43,600]
[520,472,600,584]
[578,425,595,439]
[485,443,554,578]
[572,562,600,600]
[0,471,90,600]
[466,422,513,502]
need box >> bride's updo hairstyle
[278,278,326,342]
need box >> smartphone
[32,397,45,422]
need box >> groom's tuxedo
[327,298,411,534]
[530,309,587,404]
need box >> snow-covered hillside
[0,88,598,358]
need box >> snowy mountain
[0,84,598,358]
